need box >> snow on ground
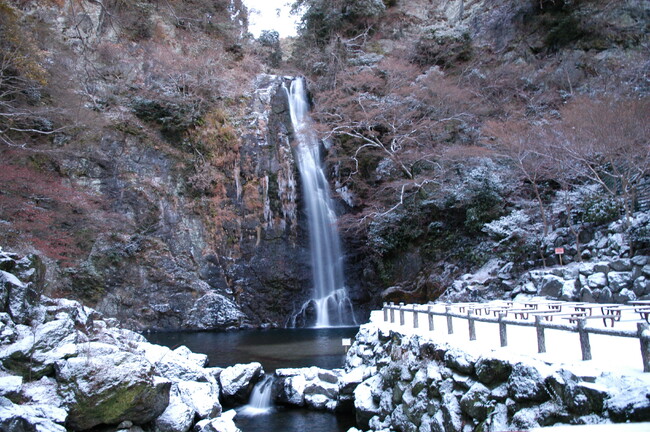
[369,300,649,377]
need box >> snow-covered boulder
[354,374,383,428]
[219,362,263,405]
[138,342,212,383]
[0,396,66,432]
[55,351,171,430]
[0,375,22,401]
[275,367,342,411]
[183,292,246,330]
[194,409,240,432]
[154,385,196,432]
[507,363,550,403]
[177,380,221,419]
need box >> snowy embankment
[0,248,265,432]
[340,310,650,431]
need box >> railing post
[428,305,434,331]
[535,316,546,353]
[399,302,405,326]
[413,306,419,329]
[446,305,454,334]
[383,303,388,322]
[578,319,592,361]
[468,311,476,341]
[499,313,507,347]
[390,302,395,323]
[638,322,650,373]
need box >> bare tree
[554,96,650,225]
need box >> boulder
[460,382,493,421]
[608,272,632,292]
[444,347,477,375]
[138,342,211,383]
[183,292,246,330]
[276,373,306,406]
[475,357,512,385]
[219,362,263,405]
[274,367,341,411]
[613,288,636,303]
[560,279,579,301]
[610,258,632,272]
[20,376,65,408]
[580,287,596,302]
[0,376,22,401]
[441,390,463,431]
[507,363,549,403]
[354,375,383,429]
[538,275,564,298]
[154,385,196,432]
[0,396,66,432]
[193,409,240,432]
[633,277,648,297]
[587,272,608,289]
[55,351,171,430]
[177,380,221,419]
[173,345,208,368]
[0,258,42,326]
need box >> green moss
[70,382,149,428]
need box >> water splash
[239,375,274,416]
[285,77,356,328]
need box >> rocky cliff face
[290,0,649,311]
[0,1,318,330]
[55,72,315,330]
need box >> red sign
[555,247,565,255]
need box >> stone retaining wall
[343,323,650,431]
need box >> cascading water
[239,375,274,416]
[285,77,356,328]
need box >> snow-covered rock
[194,409,240,432]
[154,385,196,432]
[178,380,221,419]
[275,366,342,411]
[0,396,66,432]
[219,362,263,405]
[354,374,383,428]
[0,375,22,400]
[56,351,171,430]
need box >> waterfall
[239,375,274,416]
[285,77,356,328]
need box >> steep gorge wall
[0,0,318,330]
[63,74,314,330]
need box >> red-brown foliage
[0,154,105,265]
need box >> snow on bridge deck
[369,299,650,376]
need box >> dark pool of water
[146,327,360,432]
[234,405,357,432]
[145,327,359,372]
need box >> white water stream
[239,375,274,416]
[285,78,356,328]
